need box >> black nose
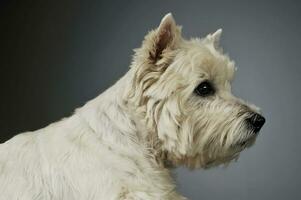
[246,113,265,133]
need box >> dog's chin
[203,136,258,169]
[203,131,259,168]
[233,132,258,150]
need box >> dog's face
[128,14,265,169]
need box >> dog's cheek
[157,104,180,151]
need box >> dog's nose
[246,113,265,133]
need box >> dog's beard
[232,123,257,148]
[157,120,258,170]
[199,114,258,166]
[157,100,259,169]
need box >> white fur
[0,13,262,200]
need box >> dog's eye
[195,81,215,97]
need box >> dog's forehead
[179,38,236,84]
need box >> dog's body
[0,14,265,200]
[0,79,181,200]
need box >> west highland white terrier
[0,13,265,200]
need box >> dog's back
[0,131,43,199]
[0,112,127,200]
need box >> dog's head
[127,13,265,169]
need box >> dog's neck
[76,70,167,167]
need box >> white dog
[0,13,265,200]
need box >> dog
[0,13,265,200]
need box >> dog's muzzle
[246,113,265,133]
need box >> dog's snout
[246,113,265,133]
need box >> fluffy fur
[0,13,263,200]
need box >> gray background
[0,0,300,199]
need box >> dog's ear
[206,29,222,48]
[148,13,180,63]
